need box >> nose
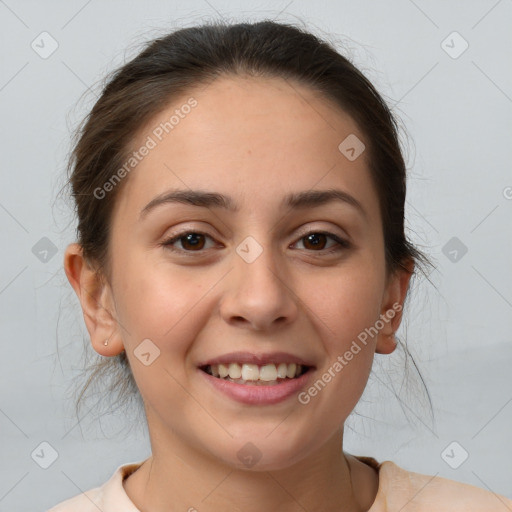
[219,240,299,332]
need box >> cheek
[112,262,209,411]
[305,261,383,347]
[299,260,383,401]
[112,252,206,360]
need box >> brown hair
[61,19,435,430]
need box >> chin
[209,434,313,472]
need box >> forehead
[112,75,379,224]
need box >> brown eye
[302,233,328,250]
[161,231,215,252]
[294,231,350,252]
[179,233,206,251]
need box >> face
[66,75,411,471]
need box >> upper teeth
[208,363,303,381]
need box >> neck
[123,425,378,512]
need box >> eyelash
[160,230,351,256]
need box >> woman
[50,20,512,511]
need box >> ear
[375,259,414,355]
[63,243,125,357]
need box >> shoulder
[375,459,512,511]
[47,486,103,512]
[46,461,144,512]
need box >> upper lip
[197,351,315,368]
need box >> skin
[64,75,413,512]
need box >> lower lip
[198,368,314,405]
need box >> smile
[198,363,314,405]
[201,362,309,385]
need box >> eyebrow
[139,188,367,221]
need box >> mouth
[196,351,316,404]
[199,362,312,386]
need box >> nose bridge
[237,234,280,287]
[221,232,297,329]
[235,232,284,296]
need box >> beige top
[47,455,512,511]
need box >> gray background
[0,0,511,510]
